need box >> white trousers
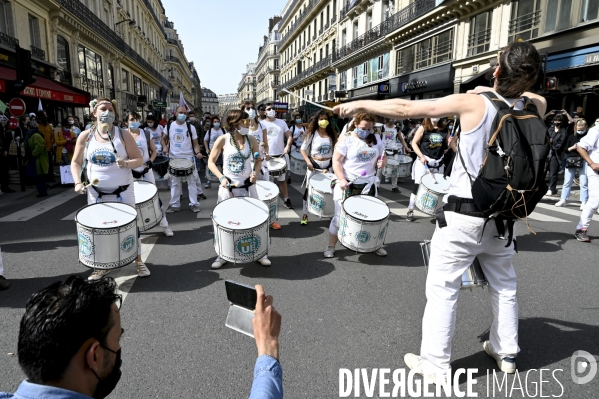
[420,211,519,373]
[169,166,202,207]
[136,172,168,228]
[577,166,599,230]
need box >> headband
[89,99,115,110]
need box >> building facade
[218,93,237,117]
[255,16,282,109]
[201,87,218,116]
[237,62,257,106]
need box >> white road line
[113,235,158,306]
[377,195,429,218]
[62,210,79,221]
[0,191,79,222]
[524,213,568,223]
[535,202,599,222]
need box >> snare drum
[75,203,138,269]
[338,195,390,253]
[212,197,270,263]
[152,155,170,177]
[266,157,287,177]
[255,181,280,224]
[290,151,307,175]
[168,158,194,177]
[308,172,336,218]
[420,240,488,290]
[134,181,162,231]
[382,159,399,178]
[396,155,412,178]
[415,173,450,216]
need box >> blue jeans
[561,162,588,202]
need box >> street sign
[152,101,167,108]
[9,98,26,117]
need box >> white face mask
[238,127,250,136]
[266,109,276,118]
[246,109,257,119]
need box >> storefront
[346,80,390,101]
[390,62,454,100]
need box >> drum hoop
[79,253,137,270]
[212,197,270,231]
[308,185,332,196]
[75,203,137,228]
[135,191,159,208]
[341,195,390,224]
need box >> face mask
[98,111,115,126]
[128,122,140,129]
[318,120,329,129]
[91,347,122,399]
[213,122,220,128]
[356,128,371,140]
[266,109,276,118]
[177,114,187,122]
[296,119,302,124]
[595,121,599,126]
[68,120,75,125]
[448,125,454,131]
[246,109,257,119]
[147,122,154,127]
[238,127,249,136]
[577,130,586,135]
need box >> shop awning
[0,66,90,105]
[546,45,599,72]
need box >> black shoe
[406,210,415,222]
[198,193,207,200]
[1,187,15,193]
[0,276,9,290]
[287,177,292,184]
[575,229,590,242]
[391,187,400,193]
[283,198,293,209]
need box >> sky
[162,0,288,95]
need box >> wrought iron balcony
[30,45,45,60]
[140,0,167,38]
[509,10,541,42]
[280,54,333,90]
[0,32,18,49]
[340,0,361,20]
[279,0,322,48]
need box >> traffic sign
[9,98,26,117]
[152,101,167,108]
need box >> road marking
[113,235,158,306]
[377,195,429,218]
[0,190,79,222]
[535,202,599,222]
[62,210,79,221]
[525,212,568,223]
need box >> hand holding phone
[253,284,281,360]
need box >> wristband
[219,176,227,182]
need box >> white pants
[577,165,599,230]
[169,166,202,207]
[136,172,168,228]
[380,153,400,188]
[420,211,519,373]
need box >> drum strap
[92,184,130,201]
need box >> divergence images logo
[121,235,135,252]
[571,350,597,385]
[236,235,261,256]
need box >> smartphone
[224,280,257,338]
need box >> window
[342,30,347,46]
[509,0,541,42]
[352,66,358,88]
[133,76,141,95]
[57,35,71,84]
[340,70,347,90]
[581,0,599,22]
[396,30,454,74]
[367,12,373,30]
[353,21,359,39]
[545,0,573,32]
[122,69,130,92]
[0,0,15,37]
[107,64,115,101]
[415,38,432,69]
[396,46,414,75]
[362,62,368,84]
[28,14,41,48]
[377,55,384,79]
[78,45,104,99]
[433,29,453,64]
[467,10,492,56]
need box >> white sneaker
[211,257,227,269]
[88,269,110,281]
[555,199,567,207]
[324,246,335,258]
[163,227,174,236]
[403,353,445,385]
[135,261,151,277]
[191,205,201,213]
[375,247,387,256]
[483,340,516,374]
[257,256,271,266]
[580,202,586,210]
[545,190,557,197]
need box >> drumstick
[346,170,367,187]
[425,164,438,184]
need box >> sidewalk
[0,166,67,207]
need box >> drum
[382,159,399,178]
[420,240,488,290]
[75,203,138,269]
[255,181,280,224]
[290,150,307,175]
[266,157,287,177]
[152,155,170,177]
[153,171,170,190]
[307,172,336,218]
[168,158,194,177]
[396,155,412,178]
[206,164,223,182]
[415,173,450,216]
[338,195,390,253]
[133,181,162,232]
[212,197,270,263]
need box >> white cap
[29,112,36,117]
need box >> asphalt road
[0,174,597,398]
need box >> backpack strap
[481,92,510,111]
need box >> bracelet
[219,176,227,182]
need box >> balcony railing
[340,0,361,20]
[467,27,492,56]
[509,10,541,42]
[140,0,167,38]
[279,0,322,48]
[30,45,45,60]
[280,54,333,91]
[336,20,385,60]
[56,0,171,89]
[0,32,18,49]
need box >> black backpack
[459,92,550,225]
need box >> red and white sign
[21,85,87,105]
[9,98,26,117]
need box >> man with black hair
[546,114,569,196]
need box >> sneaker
[324,246,335,258]
[404,353,445,385]
[575,229,590,242]
[385,177,390,183]
[88,269,111,281]
[406,210,415,222]
[258,255,271,267]
[391,187,400,193]
[211,256,227,269]
[135,261,151,277]
[163,227,174,237]
[0,275,10,290]
[555,199,567,207]
[205,181,211,189]
[283,198,293,209]
[375,247,387,256]
[271,222,281,230]
[166,206,180,213]
[545,190,557,197]
[483,341,516,374]
[198,193,207,200]
[191,205,201,213]
[300,215,308,225]
[580,202,586,211]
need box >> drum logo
[91,150,117,166]
[267,127,279,137]
[356,146,376,162]
[339,216,348,236]
[236,235,261,256]
[316,143,332,155]
[310,194,325,211]
[78,233,93,256]
[429,133,444,149]
[356,231,371,244]
[227,154,246,175]
[173,132,184,144]
[418,193,438,211]
[121,235,135,252]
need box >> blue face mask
[213,122,220,128]
[177,114,187,122]
[129,121,140,129]
[296,119,302,124]
[356,128,372,140]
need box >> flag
[38,98,43,111]
[0,100,6,114]
[178,91,189,112]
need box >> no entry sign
[9,98,26,117]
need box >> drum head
[134,181,158,203]
[170,158,193,168]
[76,203,137,228]
[420,173,450,192]
[397,155,412,164]
[343,195,389,222]
[213,197,269,229]
[309,172,335,193]
[255,181,280,201]
[291,150,303,161]
[267,158,286,170]
[386,159,399,166]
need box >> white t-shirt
[292,125,305,147]
[301,133,333,159]
[132,131,150,173]
[146,125,163,154]
[335,135,385,180]
[382,126,400,151]
[168,122,197,158]
[262,118,289,156]
[204,128,225,150]
[578,126,599,164]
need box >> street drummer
[382,118,409,191]
[299,111,337,225]
[126,111,173,237]
[208,109,271,269]
[324,112,387,258]
[71,98,149,281]
[405,118,448,222]
[334,41,547,382]
[145,113,164,155]
[242,101,270,181]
